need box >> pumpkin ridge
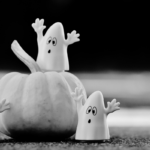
[0,72,20,102]
[15,74,29,117]
[2,73,26,100]
[59,73,77,116]
[42,72,54,114]
[45,72,77,131]
[59,73,78,131]
[21,72,52,127]
[0,72,20,134]
[0,73,28,135]
[59,73,74,96]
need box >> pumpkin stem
[11,40,42,73]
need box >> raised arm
[105,99,120,116]
[0,99,10,113]
[71,87,84,115]
[65,30,80,46]
[31,18,46,44]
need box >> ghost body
[36,23,69,71]
[32,19,80,72]
[76,91,109,140]
[73,90,120,141]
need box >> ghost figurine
[32,18,80,72]
[72,88,120,141]
[11,18,80,72]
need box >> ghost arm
[11,40,41,73]
[71,87,84,115]
[31,18,46,44]
[65,30,80,45]
[0,99,10,113]
[105,99,120,116]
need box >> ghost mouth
[88,119,91,124]
[48,49,51,53]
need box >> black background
[0,0,150,72]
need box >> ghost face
[46,37,57,54]
[86,106,97,124]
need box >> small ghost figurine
[72,88,120,141]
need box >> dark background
[0,0,150,72]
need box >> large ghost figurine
[72,88,120,141]
[32,19,80,72]
[11,18,80,72]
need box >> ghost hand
[66,30,80,45]
[105,99,120,115]
[0,99,10,113]
[71,87,84,115]
[31,18,46,43]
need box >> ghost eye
[52,37,57,46]
[86,106,92,114]
[47,37,52,44]
[92,107,97,116]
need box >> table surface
[1,127,150,150]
